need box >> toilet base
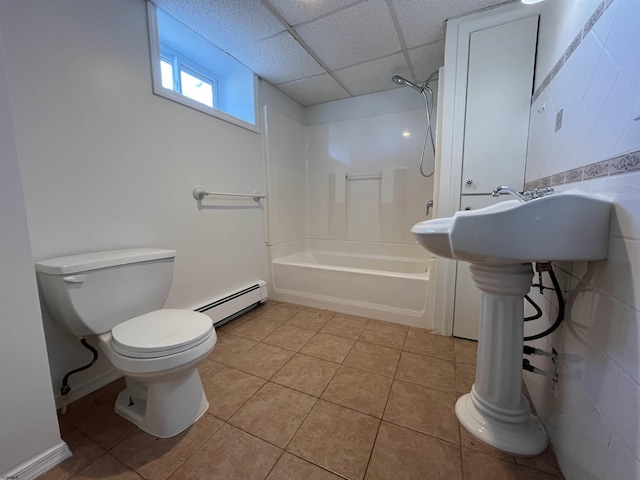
[114,367,209,438]
[455,391,547,456]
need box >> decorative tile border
[525,149,640,191]
[531,0,611,103]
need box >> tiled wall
[523,1,640,478]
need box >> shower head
[391,75,424,93]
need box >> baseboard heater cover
[195,281,267,327]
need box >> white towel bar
[193,186,265,202]
[345,173,382,181]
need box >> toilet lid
[111,309,214,358]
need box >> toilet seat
[111,309,214,359]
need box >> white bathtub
[269,240,434,329]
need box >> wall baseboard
[54,368,122,411]
[2,441,71,480]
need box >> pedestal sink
[412,190,611,456]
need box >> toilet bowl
[35,248,217,438]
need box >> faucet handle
[524,187,554,200]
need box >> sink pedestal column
[455,263,547,456]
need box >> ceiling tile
[295,0,401,70]
[153,0,285,50]
[228,32,326,84]
[408,40,445,83]
[267,0,360,26]
[275,74,350,106]
[390,0,503,49]
[334,53,412,97]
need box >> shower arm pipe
[192,186,265,202]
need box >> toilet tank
[35,248,176,337]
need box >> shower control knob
[465,206,471,210]
[466,179,473,185]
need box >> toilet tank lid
[35,248,176,275]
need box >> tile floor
[42,301,564,480]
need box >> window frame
[147,2,260,133]
[160,45,219,109]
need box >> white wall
[0,21,68,478]
[0,0,266,403]
[523,0,640,478]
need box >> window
[160,47,216,108]
[147,3,258,131]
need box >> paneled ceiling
[152,0,508,106]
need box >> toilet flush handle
[63,275,87,283]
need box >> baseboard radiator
[195,281,268,327]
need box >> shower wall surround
[523,0,640,478]
[264,87,436,247]
[305,105,434,244]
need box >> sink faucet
[491,185,528,203]
[492,185,555,202]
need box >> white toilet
[35,248,216,438]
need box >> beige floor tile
[198,358,225,379]
[288,400,379,480]
[454,337,478,365]
[286,310,334,331]
[455,363,476,395]
[262,325,316,351]
[248,304,301,325]
[203,367,266,420]
[403,328,455,362]
[460,425,516,463]
[359,323,407,350]
[229,382,317,448]
[110,413,224,480]
[365,422,462,480]
[299,333,355,363]
[271,354,339,397]
[320,315,369,340]
[462,448,562,480]
[395,351,456,393]
[208,334,257,365]
[215,315,250,334]
[231,318,281,341]
[40,420,105,480]
[267,300,305,310]
[72,453,143,480]
[367,318,409,331]
[383,380,459,444]
[515,446,563,476]
[343,342,401,378]
[63,379,138,450]
[266,452,342,480]
[321,366,392,418]
[168,423,281,480]
[229,343,294,379]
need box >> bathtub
[269,240,435,329]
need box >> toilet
[35,248,216,438]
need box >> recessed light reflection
[402,131,411,138]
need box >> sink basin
[411,190,611,264]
